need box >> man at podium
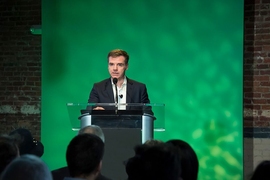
[88,49,151,111]
[85,49,155,180]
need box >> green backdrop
[42,1,244,179]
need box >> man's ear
[93,161,102,178]
[97,161,102,173]
[99,161,102,170]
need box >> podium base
[101,128,141,180]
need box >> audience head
[0,135,19,175]
[0,154,52,180]
[9,128,44,157]
[250,160,270,180]
[133,139,164,155]
[125,143,181,180]
[166,139,199,180]
[66,133,105,179]
[144,139,164,146]
[78,125,105,142]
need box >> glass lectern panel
[66,103,165,131]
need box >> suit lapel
[126,78,133,104]
[105,78,115,103]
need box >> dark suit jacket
[51,166,112,180]
[88,77,151,110]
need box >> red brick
[260,70,270,75]
[254,121,270,127]
[259,116,270,121]
[263,45,270,51]
[254,87,270,92]
[252,99,268,104]
[245,93,262,98]
[262,105,270,109]
[260,82,270,86]
[263,93,270,98]
[253,75,270,81]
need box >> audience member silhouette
[123,139,164,166]
[64,133,104,180]
[0,135,19,175]
[133,139,164,155]
[166,139,199,180]
[9,128,44,157]
[125,143,181,180]
[0,154,52,180]
[52,125,111,180]
[250,160,270,180]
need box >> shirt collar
[111,76,127,86]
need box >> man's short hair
[78,125,105,142]
[107,49,129,64]
[66,133,104,177]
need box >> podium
[66,103,165,180]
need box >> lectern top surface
[81,109,143,115]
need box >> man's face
[108,56,128,80]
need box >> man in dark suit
[88,49,151,110]
[86,49,153,179]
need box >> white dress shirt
[111,77,127,110]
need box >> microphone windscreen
[113,78,118,84]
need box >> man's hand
[93,106,105,110]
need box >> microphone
[119,94,123,99]
[113,78,118,103]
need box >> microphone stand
[113,78,118,114]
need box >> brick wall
[0,0,41,139]
[244,0,270,179]
[244,0,270,127]
[0,0,269,178]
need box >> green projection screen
[42,1,243,179]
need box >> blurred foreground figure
[125,143,181,180]
[166,139,199,180]
[0,135,19,175]
[250,160,270,180]
[0,154,52,180]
